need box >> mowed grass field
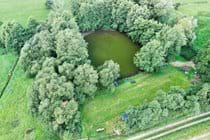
[0,0,48,26]
[85,31,139,77]
[81,66,191,137]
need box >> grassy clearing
[0,0,48,26]
[85,31,139,77]
[0,62,58,140]
[81,66,191,137]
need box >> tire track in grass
[127,112,210,140]
[0,57,19,98]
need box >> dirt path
[170,61,196,69]
[0,57,19,98]
[126,112,210,140]
[190,133,210,140]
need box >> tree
[184,95,200,115]
[197,84,210,106]
[25,17,40,39]
[98,60,120,88]
[45,0,54,9]
[134,0,174,21]
[20,30,53,77]
[125,100,162,130]
[111,0,134,32]
[55,29,89,66]
[166,93,185,111]
[195,45,210,82]
[127,17,163,45]
[155,25,186,61]
[0,21,26,51]
[176,17,197,59]
[134,40,165,72]
[126,5,150,29]
[48,10,79,33]
[73,64,98,97]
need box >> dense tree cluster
[125,86,202,130]
[20,10,120,138]
[70,0,196,72]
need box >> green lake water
[85,31,139,77]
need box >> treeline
[125,84,210,131]
[0,18,39,52]
[70,0,197,72]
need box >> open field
[0,62,58,140]
[0,49,17,91]
[81,66,191,137]
[0,0,48,26]
[85,31,139,77]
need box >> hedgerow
[125,86,202,130]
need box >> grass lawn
[81,66,191,137]
[0,62,58,140]
[85,31,139,77]
[0,0,48,26]
[0,48,17,91]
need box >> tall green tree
[0,21,26,51]
[73,64,98,97]
[134,40,165,72]
[98,60,120,88]
[195,45,210,82]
